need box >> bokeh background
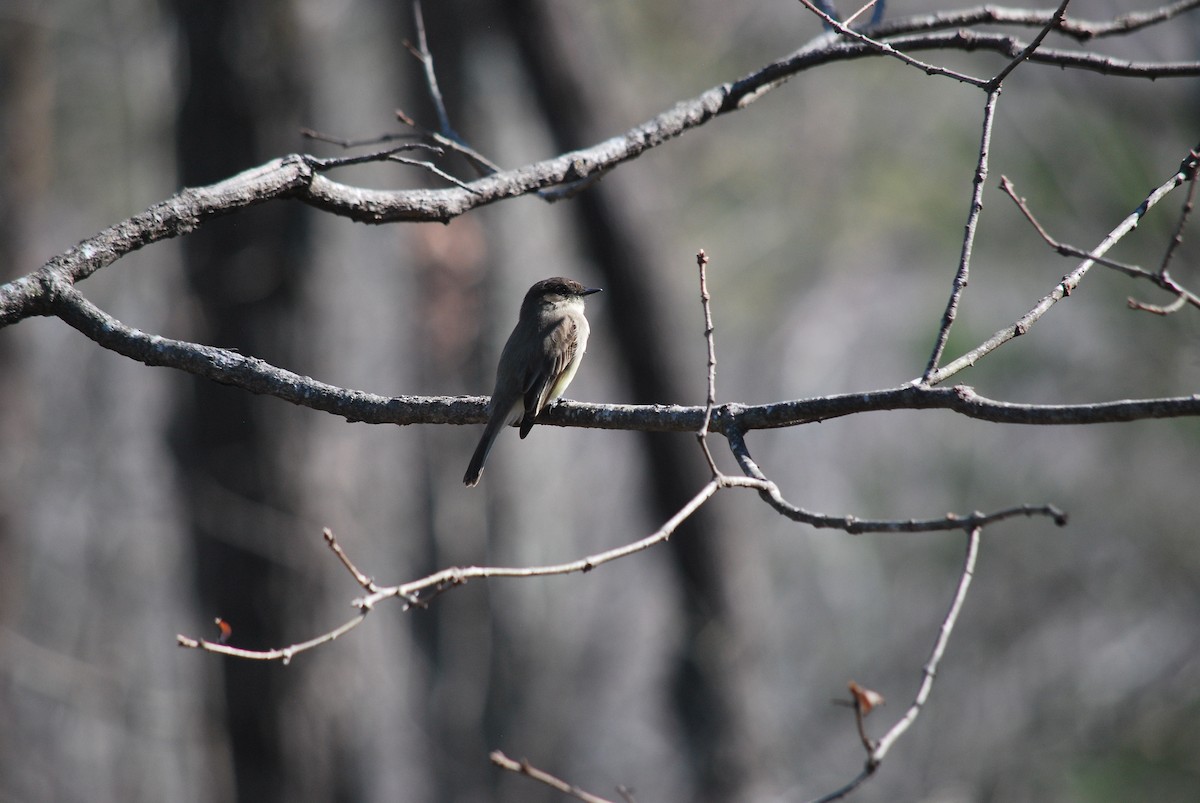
[2,1,1199,801]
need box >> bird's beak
[582,287,602,297]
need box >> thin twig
[797,0,988,87]
[725,427,1066,533]
[922,88,1000,382]
[854,701,873,751]
[385,155,481,193]
[842,0,879,28]
[178,479,724,661]
[305,145,482,193]
[999,175,1200,311]
[394,109,502,175]
[844,681,886,751]
[880,31,1200,80]
[361,478,723,607]
[999,177,1143,273]
[921,1,1072,377]
[322,527,377,592]
[172,461,1042,664]
[305,143,444,171]
[302,126,489,190]
[398,2,505,180]
[1128,294,1189,315]
[490,751,618,803]
[176,613,368,665]
[1080,0,1200,38]
[927,145,1200,385]
[1158,150,1199,274]
[870,528,981,761]
[300,128,422,149]
[407,0,457,140]
[987,0,1071,88]
[813,528,982,802]
[809,767,874,803]
[863,1,1200,43]
[695,250,721,476]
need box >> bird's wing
[519,314,579,438]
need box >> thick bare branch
[44,284,1200,431]
[49,284,478,425]
[4,18,1198,327]
[43,283,1200,432]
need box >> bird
[463,277,601,487]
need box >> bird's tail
[463,413,508,487]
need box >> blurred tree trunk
[0,14,49,790]
[397,3,522,800]
[390,2,756,796]
[168,2,322,800]
[498,3,756,800]
[0,12,45,543]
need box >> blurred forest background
[2,1,1200,801]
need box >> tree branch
[490,751,619,803]
[44,282,1200,431]
[866,0,1200,42]
[927,144,1200,385]
[1000,175,1200,312]
[986,0,1071,88]
[695,250,721,476]
[923,88,1000,380]
[175,466,1042,664]
[724,427,1066,534]
[813,528,983,802]
[798,0,988,87]
[4,11,1199,327]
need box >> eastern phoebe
[463,277,602,487]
